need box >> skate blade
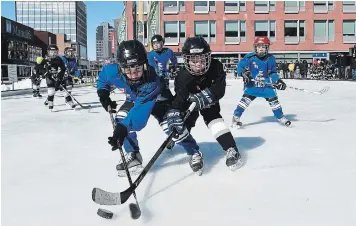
[194,169,203,176]
[228,159,244,171]
[117,165,143,177]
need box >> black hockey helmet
[117,40,148,85]
[182,36,211,76]
[47,44,59,59]
[151,34,164,52]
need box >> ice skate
[225,147,244,171]
[231,116,243,129]
[65,100,76,109]
[116,151,143,177]
[278,116,291,127]
[48,101,54,110]
[189,150,204,176]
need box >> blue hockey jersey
[96,64,162,132]
[60,56,80,77]
[237,52,280,98]
[147,48,177,77]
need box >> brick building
[124,1,356,63]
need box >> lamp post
[132,2,137,40]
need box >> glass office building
[15,1,87,64]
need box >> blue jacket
[60,56,80,77]
[147,48,177,77]
[96,64,162,132]
[237,52,280,98]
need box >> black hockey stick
[92,102,196,206]
[108,106,141,218]
[59,84,91,109]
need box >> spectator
[288,61,295,78]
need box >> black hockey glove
[241,68,253,85]
[161,109,187,139]
[98,89,118,113]
[274,79,287,90]
[108,123,128,151]
[188,88,215,111]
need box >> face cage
[183,53,211,76]
[48,50,58,59]
[152,41,163,51]
[65,50,75,58]
[254,44,269,57]
[120,64,145,85]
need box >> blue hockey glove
[188,88,215,111]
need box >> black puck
[129,203,141,219]
[97,208,113,219]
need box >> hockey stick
[108,106,141,218]
[59,84,91,109]
[92,102,196,206]
[251,79,330,95]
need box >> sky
[0,1,124,60]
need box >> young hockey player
[31,56,46,98]
[232,37,290,128]
[147,34,178,87]
[60,47,81,98]
[171,36,244,172]
[43,45,76,110]
[97,40,202,176]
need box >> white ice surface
[1,80,356,226]
[1,79,48,91]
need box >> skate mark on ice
[243,114,298,127]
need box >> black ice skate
[189,151,204,176]
[278,116,292,127]
[225,147,244,171]
[66,100,76,109]
[36,90,42,98]
[116,151,143,177]
[44,98,48,106]
[32,90,38,97]
[48,101,54,110]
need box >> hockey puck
[97,208,113,219]
[129,203,141,220]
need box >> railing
[1,64,101,91]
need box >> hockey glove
[108,123,128,151]
[161,109,189,142]
[188,88,215,111]
[274,79,287,90]
[98,89,118,113]
[241,68,252,85]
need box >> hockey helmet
[47,44,59,59]
[64,47,75,59]
[182,36,211,76]
[254,37,270,58]
[117,40,148,85]
[151,34,164,52]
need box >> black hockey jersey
[172,58,226,111]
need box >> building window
[343,1,356,13]
[284,20,305,44]
[284,1,305,13]
[179,1,185,11]
[224,1,239,13]
[254,1,275,13]
[314,20,334,43]
[255,20,276,41]
[194,21,216,43]
[240,1,246,11]
[343,20,356,43]
[313,1,333,13]
[194,1,215,13]
[179,21,186,43]
[224,20,246,43]
[164,21,185,44]
[164,1,178,14]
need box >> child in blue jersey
[58,47,81,108]
[232,37,291,128]
[147,35,178,87]
[97,40,201,176]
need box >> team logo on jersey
[252,61,258,69]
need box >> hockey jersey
[147,48,177,77]
[96,64,164,132]
[60,56,80,77]
[237,52,280,98]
